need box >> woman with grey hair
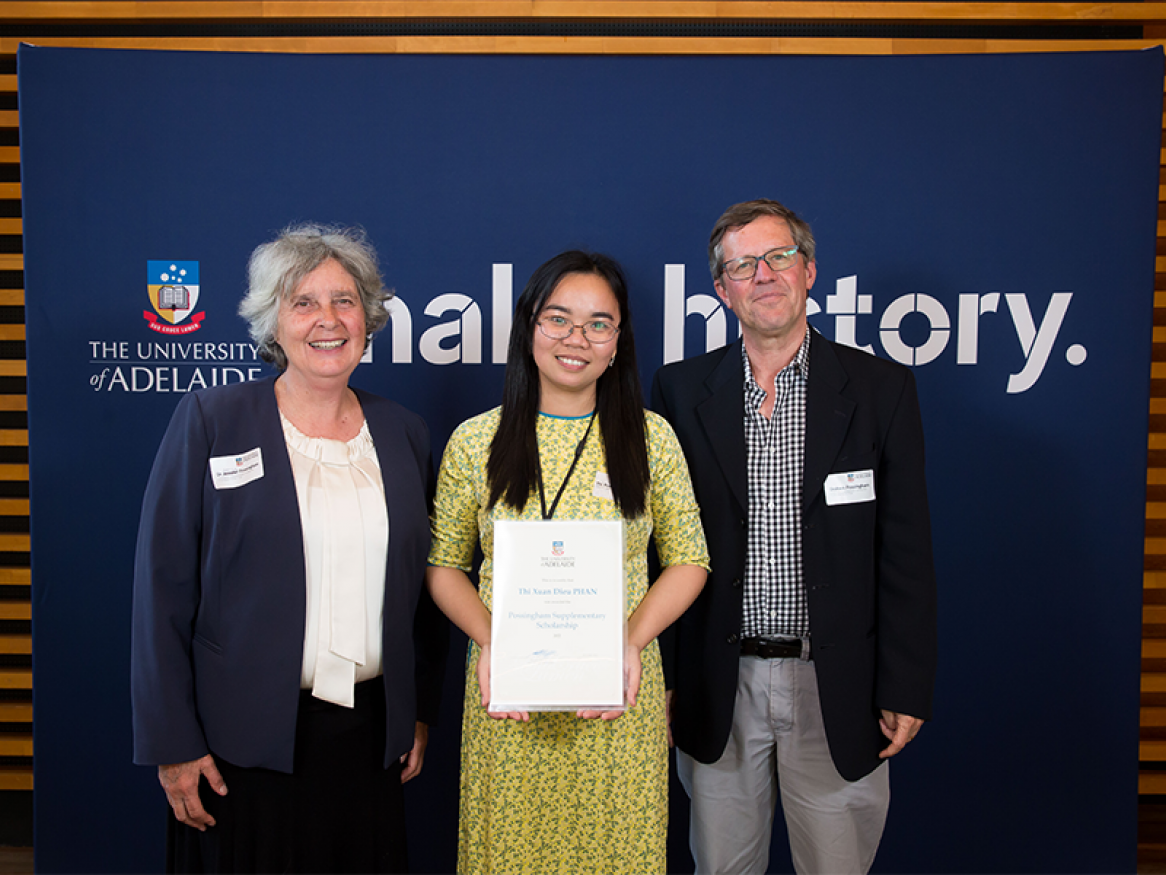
[240,224,392,369]
[131,223,445,873]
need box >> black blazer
[651,333,936,782]
[131,376,446,773]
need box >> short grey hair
[238,223,392,370]
[708,199,817,280]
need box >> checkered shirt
[741,329,811,638]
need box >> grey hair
[238,223,392,370]
[708,199,817,280]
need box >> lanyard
[536,411,597,521]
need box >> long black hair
[486,251,651,518]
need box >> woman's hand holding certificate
[576,642,643,720]
[477,642,531,722]
[490,520,626,713]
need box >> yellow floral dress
[428,407,709,875]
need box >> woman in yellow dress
[427,250,709,874]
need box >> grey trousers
[677,656,889,875]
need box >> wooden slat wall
[2,0,1165,853]
[0,40,28,791]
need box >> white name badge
[823,469,875,506]
[592,470,613,501]
[209,448,264,490]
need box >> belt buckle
[744,636,807,660]
[762,637,802,659]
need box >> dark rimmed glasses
[722,245,801,281]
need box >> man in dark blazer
[652,199,936,875]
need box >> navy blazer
[651,333,937,782]
[131,376,445,773]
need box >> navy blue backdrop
[17,45,1164,872]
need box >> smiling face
[714,215,817,347]
[275,258,366,388]
[531,271,620,415]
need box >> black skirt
[167,678,408,874]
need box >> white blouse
[281,412,388,708]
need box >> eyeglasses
[537,314,620,344]
[721,245,801,281]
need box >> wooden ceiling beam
[4,2,1166,25]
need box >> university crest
[145,261,205,334]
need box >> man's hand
[400,722,429,783]
[158,754,227,831]
[879,711,924,759]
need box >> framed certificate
[490,520,625,711]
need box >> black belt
[740,636,809,660]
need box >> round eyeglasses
[537,315,620,344]
[722,245,801,281]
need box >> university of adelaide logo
[145,261,205,335]
[541,540,574,569]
